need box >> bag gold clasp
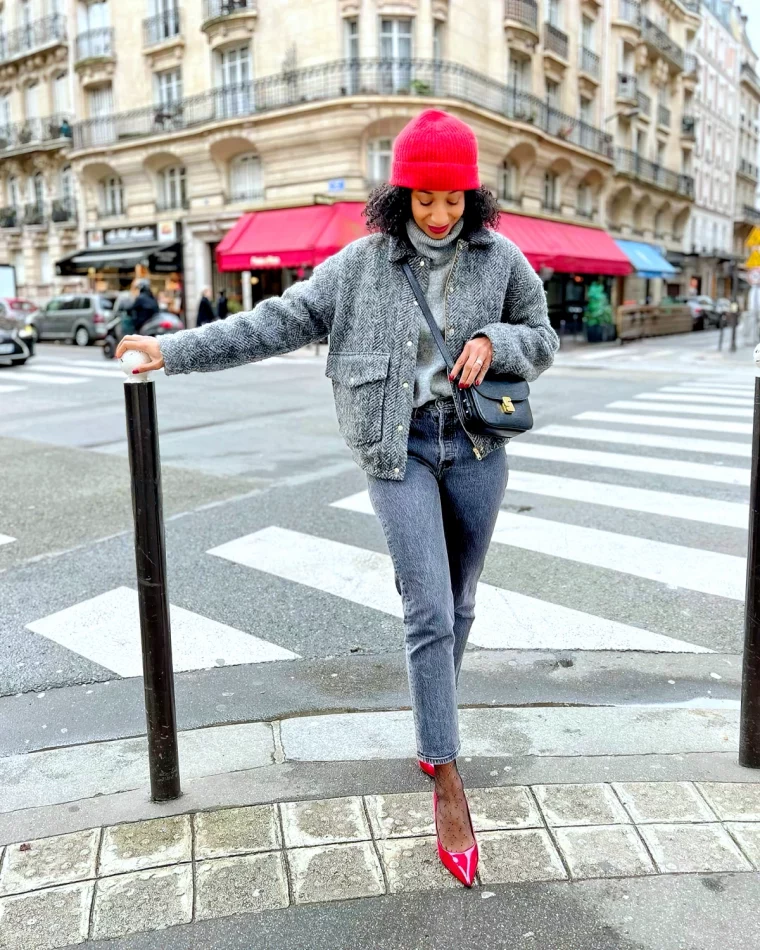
[500,396,515,414]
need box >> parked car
[29,293,114,346]
[672,295,715,330]
[0,299,35,366]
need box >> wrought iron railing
[740,158,759,179]
[681,115,696,138]
[0,14,66,62]
[143,9,181,46]
[684,53,697,76]
[203,0,256,21]
[76,27,114,62]
[580,48,600,78]
[641,16,684,70]
[0,114,72,152]
[742,62,760,88]
[615,148,694,198]
[155,194,189,212]
[657,103,671,127]
[97,203,127,219]
[0,206,18,228]
[24,202,46,226]
[617,72,637,99]
[51,198,77,223]
[542,199,562,214]
[637,90,651,116]
[544,23,569,60]
[72,58,614,159]
[743,204,760,225]
[576,207,595,219]
[227,187,266,203]
[503,0,538,30]
[683,0,700,13]
[618,0,641,26]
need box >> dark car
[0,298,36,365]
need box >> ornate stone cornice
[338,0,360,15]
[432,0,449,22]
[376,0,418,15]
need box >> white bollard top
[120,349,153,383]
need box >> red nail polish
[132,369,139,374]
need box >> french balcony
[542,198,562,214]
[657,103,671,128]
[741,204,760,226]
[641,16,684,72]
[202,0,258,48]
[741,62,760,97]
[51,198,77,225]
[576,206,595,220]
[143,9,182,47]
[580,47,600,81]
[739,158,759,180]
[75,27,114,63]
[617,72,638,103]
[543,23,569,62]
[636,89,652,118]
[503,0,539,41]
[0,14,66,65]
[615,147,694,198]
[23,202,46,227]
[0,206,19,229]
[71,58,614,160]
[226,187,265,204]
[616,0,641,28]
[155,194,189,213]
[203,0,257,20]
[0,115,73,156]
[681,115,696,140]
[96,203,127,220]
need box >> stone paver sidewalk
[2,781,760,949]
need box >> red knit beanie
[389,109,481,191]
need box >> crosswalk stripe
[36,357,120,370]
[533,424,751,458]
[608,400,752,419]
[575,411,752,436]
[26,586,300,677]
[638,392,752,408]
[334,492,745,601]
[30,364,123,379]
[208,526,711,653]
[0,534,15,546]
[507,470,747,528]
[0,385,24,394]
[658,386,754,401]
[2,369,84,385]
[673,381,754,393]
[508,442,749,487]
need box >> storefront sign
[87,225,157,248]
[250,255,282,268]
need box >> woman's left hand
[450,336,493,388]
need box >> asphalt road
[0,332,752,752]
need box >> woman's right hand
[115,335,165,374]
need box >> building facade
[733,10,760,273]
[0,0,701,321]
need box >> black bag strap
[401,260,456,373]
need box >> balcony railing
[637,89,651,116]
[97,203,127,219]
[740,158,759,179]
[542,198,562,214]
[227,187,266,203]
[681,114,696,138]
[0,14,66,63]
[617,72,637,100]
[657,103,671,127]
[576,206,595,220]
[742,62,760,91]
[580,47,600,79]
[23,202,46,227]
[544,23,569,61]
[72,58,614,159]
[0,115,73,152]
[641,16,684,71]
[155,194,189,212]
[51,198,77,224]
[617,0,641,26]
[683,0,700,12]
[684,53,697,76]
[742,204,760,225]
[203,0,256,21]
[615,148,694,198]
[0,206,18,229]
[143,9,181,47]
[504,0,538,31]
[76,27,114,62]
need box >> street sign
[746,250,760,269]
[748,269,760,287]
[327,178,345,193]
[747,227,760,248]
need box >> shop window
[100,175,124,216]
[229,153,262,201]
[499,160,517,202]
[367,137,393,186]
[158,165,186,210]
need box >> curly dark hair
[363,184,501,240]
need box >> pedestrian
[116,109,558,888]
[216,288,228,320]
[196,287,215,326]
[125,278,159,333]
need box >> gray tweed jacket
[158,228,559,480]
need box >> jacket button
[402,382,409,389]
[394,467,400,474]
[406,340,412,346]
[349,376,354,383]
[397,424,403,431]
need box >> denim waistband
[411,397,456,419]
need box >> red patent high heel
[419,759,435,777]
[432,788,479,887]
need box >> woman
[117,109,558,887]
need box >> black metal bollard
[123,372,181,801]
[740,369,760,768]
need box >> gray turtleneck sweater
[405,217,463,408]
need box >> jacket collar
[387,226,495,263]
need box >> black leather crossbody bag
[402,260,533,440]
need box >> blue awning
[614,240,677,279]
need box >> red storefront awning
[216,202,369,272]
[497,213,632,276]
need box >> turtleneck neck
[405,217,463,256]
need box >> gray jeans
[367,398,508,764]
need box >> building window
[547,0,562,29]
[379,19,412,92]
[216,45,252,117]
[499,160,517,201]
[60,164,74,208]
[13,250,25,286]
[367,137,393,185]
[543,171,560,211]
[53,72,69,116]
[0,93,10,134]
[87,84,114,145]
[7,175,20,209]
[577,181,592,216]
[100,175,124,216]
[579,96,593,125]
[509,55,530,93]
[546,79,560,109]
[155,68,182,108]
[344,17,359,60]
[230,153,262,201]
[159,165,186,210]
[30,172,45,210]
[433,20,444,62]
[24,82,39,120]
[581,15,593,50]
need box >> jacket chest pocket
[325,352,390,445]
